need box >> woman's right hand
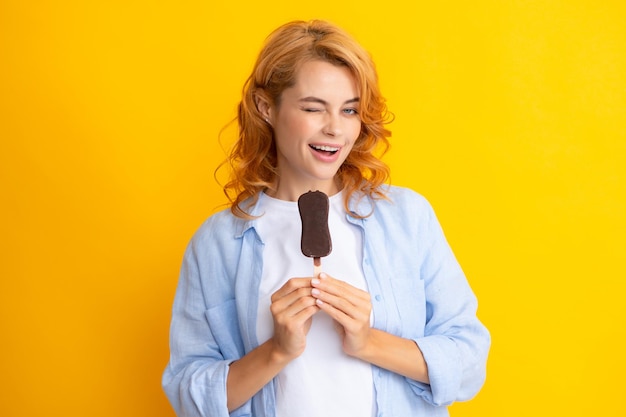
[269,277,320,361]
[226,278,319,411]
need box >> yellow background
[1,1,625,416]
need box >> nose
[323,113,342,137]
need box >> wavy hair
[221,20,392,218]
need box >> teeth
[311,145,339,152]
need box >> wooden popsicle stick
[313,257,321,278]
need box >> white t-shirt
[255,191,374,417]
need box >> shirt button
[375,295,382,302]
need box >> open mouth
[310,144,339,155]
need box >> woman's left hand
[311,272,430,383]
[310,272,372,357]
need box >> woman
[163,19,490,417]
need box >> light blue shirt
[162,186,490,417]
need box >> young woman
[163,19,490,417]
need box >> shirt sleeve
[161,237,250,417]
[407,200,491,406]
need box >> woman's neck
[266,177,342,201]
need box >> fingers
[311,273,371,311]
[269,278,321,360]
[310,273,371,325]
[310,273,372,356]
[271,277,314,303]
[270,294,318,325]
[271,278,318,318]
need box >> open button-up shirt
[162,186,491,417]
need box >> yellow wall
[1,1,624,416]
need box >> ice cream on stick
[297,190,332,277]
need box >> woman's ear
[254,92,272,123]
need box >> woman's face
[266,60,362,200]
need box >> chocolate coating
[297,190,332,258]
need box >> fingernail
[311,278,320,285]
[311,288,320,296]
[319,273,327,279]
[315,298,324,306]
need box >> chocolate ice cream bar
[297,190,332,275]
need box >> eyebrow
[298,96,360,105]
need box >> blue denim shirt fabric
[162,186,490,417]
